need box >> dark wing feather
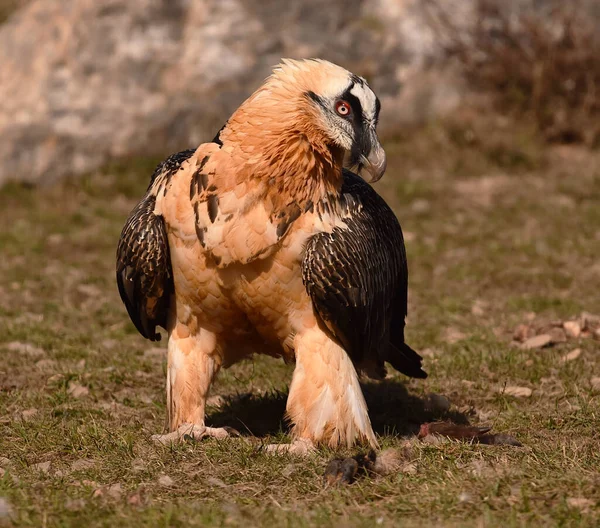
[116,149,195,340]
[116,194,172,341]
[302,170,427,379]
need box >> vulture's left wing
[302,170,426,378]
[116,150,195,340]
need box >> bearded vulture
[116,59,426,450]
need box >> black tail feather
[387,342,428,379]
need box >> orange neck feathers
[219,85,344,210]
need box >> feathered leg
[285,327,378,449]
[152,321,232,444]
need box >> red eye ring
[336,101,351,116]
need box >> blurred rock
[560,348,581,363]
[502,386,532,398]
[520,334,551,350]
[563,321,581,339]
[0,0,464,187]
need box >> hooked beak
[359,141,387,183]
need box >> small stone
[520,334,551,350]
[590,377,600,392]
[421,434,448,445]
[412,199,430,213]
[143,348,165,359]
[21,408,38,421]
[563,321,581,339]
[71,459,95,471]
[561,348,581,363]
[33,461,51,473]
[206,395,226,408]
[401,462,418,475]
[127,492,143,506]
[65,498,86,511]
[0,497,13,520]
[158,475,174,487]
[458,492,472,503]
[425,393,451,412]
[77,284,103,298]
[513,324,532,342]
[106,483,123,500]
[502,386,532,398]
[207,476,228,487]
[5,341,46,358]
[0,457,10,468]
[548,328,567,344]
[68,382,89,399]
[131,459,146,473]
[35,359,57,370]
[419,348,436,358]
[566,497,594,510]
[444,328,466,344]
[524,359,534,367]
[471,300,487,316]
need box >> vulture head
[227,59,387,183]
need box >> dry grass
[1,116,599,526]
[425,0,600,144]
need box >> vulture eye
[335,101,351,117]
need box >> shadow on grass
[207,380,470,439]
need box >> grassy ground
[1,114,599,527]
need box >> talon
[152,423,235,445]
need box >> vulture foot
[151,423,240,445]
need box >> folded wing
[302,170,427,378]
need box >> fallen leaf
[563,321,581,339]
[503,386,532,398]
[520,334,551,350]
[561,348,581,363]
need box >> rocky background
[0,0,597,186]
